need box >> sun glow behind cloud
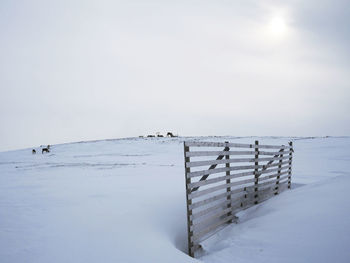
[269,16,287,36]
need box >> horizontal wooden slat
[190,192,229,210]
[257,174,290,188]
[259,170,289,182]
[188,165,257,178]
[185,141,253,148]
[189,177,256,199]
[189,171,255,189]
[192,214,235,242]
[278,176,290,184]
[259,150,292,155]
[189,165,291,190]
[186,155,289,168]
[191,191,251,221]
[187,160,290,178]
[260,160,290,172]
[258,165,291,176]
[185,141,291,150]
[191,207,232,231]
[186,150,292,157]
[186,150,253,157]
[257,144,291,149]
[191,199,231,221]
[189,188,245,210]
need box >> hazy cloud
[0,0,349,151]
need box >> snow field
[0,136,349,262]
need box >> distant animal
[157,134,164,137]
[32,149,36,154]
[42,148,50,154]
[167,132,174,137]
[147,135,155,137]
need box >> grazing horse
[167,132,174,137]
[42,148,50,154]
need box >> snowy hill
[1,136,350,263]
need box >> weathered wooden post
[225,141,232,222]
[275,148,284,195]
[254,140,259,204]
[184,142,194,257]
[288,141,293,189]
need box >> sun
[268,15,287,37]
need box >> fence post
[288,141,293,189]
[184,142,194,257]
[275,149,284,195]
[254,140,259,204]
[225,141,232,222]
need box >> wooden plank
[186,150,254,157]
[186,150,292,157]
[191,207,233,232]
[191,214,236,242]
[256,148,284,176]
[257,144,291,149]
[258,165,291,176]
[190,192,229,210]
[191,199,231,221]
[259,170,289,182]
[259,150,292,155]
[189,177,256,199]
[185,141,291,150]
[185,141,253,148]
[258,160,290,175]
[191,191,248,221]
[225,144,232,223]
[188,171,255,189]
[288,141,293,189]
[254,178,278,189]
[191,146,229,192]
[254,140,259,204]
[187,160,290,178]
[186,155,289,168]
[188,164,259,178]
[278,176,289,184]
[275,149,284,195]
[184,143,194,257]
[189,188,245,210]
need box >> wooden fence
[184,140,293,257]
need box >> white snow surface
[0,136,350,263]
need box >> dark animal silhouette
[157,135,164,137]
[147,135,155,137]
[167,132,174,137]
[32,149,36,154]
[42,148,50,154]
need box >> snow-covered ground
[0,136,349,263]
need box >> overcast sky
[0,0,349,151]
